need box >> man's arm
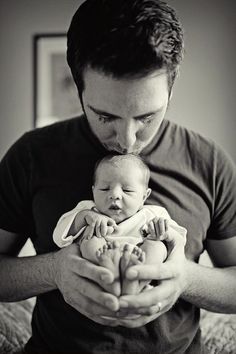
[181,236,236,313]
[116,232,236,328]
[0,228,121,326]
[0,229,57,301]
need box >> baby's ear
[144,188,152,201]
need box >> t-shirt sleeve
[207,145,236,240]
[0,133,34,235]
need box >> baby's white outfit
[53,200,187,248]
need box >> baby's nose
[109,187,122,200]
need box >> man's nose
[116,120,137,150]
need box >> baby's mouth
[109,204,121,211]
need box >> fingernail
[119,300,128,308]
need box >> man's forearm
[0,253,57,302]
[182,260,236,313]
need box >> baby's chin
[105,211,126,224]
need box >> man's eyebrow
[88,104,163,119]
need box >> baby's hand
[84,211,118,239]
[146,217,169,240]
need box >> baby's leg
[96,241,121,296]
[80,236,107,264]
[80,236,121,296]
[138,239,167,291]
[120,244,146,295]
[141,239,167,265]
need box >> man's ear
[143,188,152,201]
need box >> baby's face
[93,160,150,223]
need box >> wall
[0,0,235,163]
[167,0,236,161]
[0,0,83,160]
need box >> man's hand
[53,225,188,328]
[82,210,118,238]
[116,228,188,327]
[53,242,122,326]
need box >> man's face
[82,68,169,154]
[92,160,150,223]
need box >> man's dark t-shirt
[0,116,236,354]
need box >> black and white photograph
[0,1,235,354]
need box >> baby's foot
[80,236,107,264]
[96,240,121,296]
[120,245,145,295]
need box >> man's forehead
[83,68,169,101]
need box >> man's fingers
[67,261,119,311]
[117,313,159,328]
[73,276,119,311]
[117,301,167,316]
[119,281,175,309]
[70,255,114,285]
[70,292,119,324]
[125,261,177,281]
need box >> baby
[53,154,186,296]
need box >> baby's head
[92,154,151,223]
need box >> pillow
[0,298,34,354]
[201,309,236,354]
[0,298,236,354]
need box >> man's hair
[93,154,150,187]
[67,0,184,99]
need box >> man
[0,0,236,353]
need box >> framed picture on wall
[33,33,82,127]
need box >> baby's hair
[93,154,150,187]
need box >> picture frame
[33,33,82,127]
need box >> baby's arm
[142,217,169,264]
[67,209,90,236]
[119,218,169,295]
[140,239,167,266]
[53,200,118,248]
[70,209,118,239]
[143,216,187,263]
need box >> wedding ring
[157,301,162,312]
